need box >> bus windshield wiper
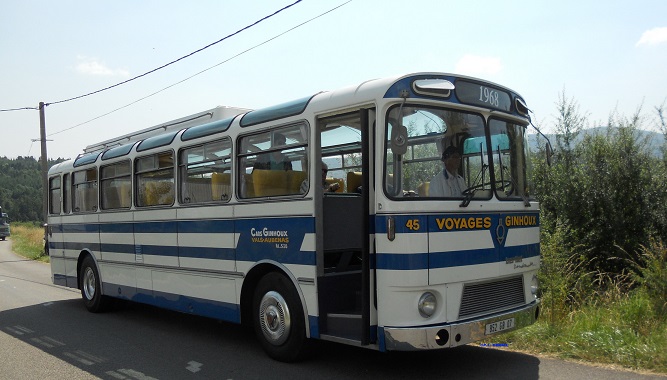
[460,188,476,207]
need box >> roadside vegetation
[9,222,48,262]
[498,96,667,373]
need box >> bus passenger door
[316,108,374,345]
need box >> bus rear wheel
[79,256,110,313]
[253,272,307,362]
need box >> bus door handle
[387,216,395,241]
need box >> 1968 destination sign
[456,80,512,112]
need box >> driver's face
[445,153,461,171]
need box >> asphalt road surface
[0,238,664,380]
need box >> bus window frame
[236,121,310,200]
[134,150,176,208]
[100,159,132,210]
[72,167,99,213]
[178,137,233,204]
[48,175,61,215]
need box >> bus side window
[179,139,232,203]
[72,168,98,212]
[101,160,131,210]
[49,176,61,215]
[238,123,309,199]
[136,152,174,207]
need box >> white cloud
[75,55,129,76]
[455,55,502,76]
[636,27,667,46]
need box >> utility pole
[39,102,48,224]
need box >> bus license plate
[485,317,515,335]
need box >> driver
[428,145,466,197]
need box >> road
[0,238,664,380]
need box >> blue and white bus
[47,72,541,361]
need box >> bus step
[326,312,362,340]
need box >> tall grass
[9,222,48,262]
[502,234,667,373]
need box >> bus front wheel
[253,272,307,362]
[79,256,110,313]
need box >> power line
[0,1,303,112]
[45,0,302,107]
[0,106,38,112]
[48,0,352,137]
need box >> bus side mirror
[391,125,408,155]
[546,144,553,166]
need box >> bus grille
[458,276,525,319]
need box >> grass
[8,222,49,262]
[500,290,667,373]
[491,235,667,374]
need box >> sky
[1,0,666,160]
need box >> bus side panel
[63,213,100,288]
[133,208,179,269]
[48,215,68,287]
[149,269,240,322]
[235,201,318,335]
[374,214,429,328]
[99,212,137,299]
[177,207,236,273]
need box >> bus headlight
[418,292,437,318]
[530,275,539,298]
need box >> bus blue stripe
[376,243,540,270]
[376,253,428,270]
[100,223,134,234]
[100,243,135,254]
[177,219,234,233]
[141,245,179,257]
[179,246,235,260]
[135,221,178,234]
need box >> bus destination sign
[456,80,512,112]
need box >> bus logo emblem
[495,218,506,246]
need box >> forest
[0,156,65,222]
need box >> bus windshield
[384,104,533,201]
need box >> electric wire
[48,0,352,137]
[0,0,302,113]
[44,0,303,107]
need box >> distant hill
[528,127,665,157]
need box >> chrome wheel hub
[259,291,291,345]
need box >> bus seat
[103,187,120,209]
[243,173,254,198]
[211,172,231,200]
[288,171,307,194]
[184,177,211,203]
[118,182,131,208]
[326,178,344,193]
[418,181,430,197]
[347,171,362,193]
[145,181,174,205]
[252,169,288,197]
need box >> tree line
[0,156,65,222]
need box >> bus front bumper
[382,301,539,351]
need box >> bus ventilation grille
[458,276,525,319]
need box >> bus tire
[253,272,307,362]
[79,256,110,313]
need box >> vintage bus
[47,72,541,361]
